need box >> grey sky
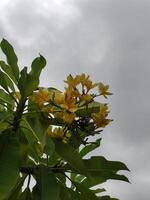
[0,0,150,199]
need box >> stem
[27,174,31,189]
[12,98,27,132]
[20,165,76,174]
[63,173,79,191]
[46,154,49,166]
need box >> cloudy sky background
[0,0,150,199]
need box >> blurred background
[0,0,150,199]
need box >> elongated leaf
[19,72,38,98]
[23,74,39,96]
[0,70,15,91]
[18,67,27,97]
[0,89,15,110]
[0,70,8,91]
[18,67,40,97]
[18,55,46,97]
[7,176,26,200]
[0,60,17,85]
[59,183,110,200]
[81,156,129,188]
[83,156,129,172]
[44,135,55,157]
[91,188,106,194]
[83,173,129,188]
[55,140,87,176]
[26,115,49,148]
[74,182,99,200]
[59,184,72,200]
[59,183,84,200]
[74,174,85,183]
[0,132,20,200]
[32,165,59,200]
[1,39,19,81]
[20,118,41,162]
[79,139,101,158]
[0,122,9,133]
[30,55,46,78]
[18,188,32,200]
[99,196,119,200]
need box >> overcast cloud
[0,0,150,199]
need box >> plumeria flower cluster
[29,74,113,141]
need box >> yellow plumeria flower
[54,88,78,113]
[92,113,112,128]
[82,78,98,92]
[80,94,93,102]
[62,112,76,123]
[62,98,78,112]
[99,103,109,117]
[65,86,81,98]
[54,93,65,105]
[77,74,98,92]
[98,83,113,98]
[54,111,63,119]
[79,73,86,83]
[42,106,56,113]
[92,104,112,128]
[47,126,65,138]
[94,117,112,128]
[54,111,76,123]
[64,74,81,88]
[32,88,50,106]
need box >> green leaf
[59,183,85,200]
[56,173,66,185]
[55,140,87,176]
[18,67,39,98]
[74,182,99,200]
[99,196,119,200]
[76,101,100,117]
[82,177,107,188]
[30,55,46,78]
[84,156,129,172]
[18,188,32,200]
[91,188,106,194]
[59,184,72,200]
[1,39,19,81]
[7,176,26,200]
[79,139,101,158]
[19,73,38,98]
[0,70,15,92]
[18,67,27,97]
[0,132,20,200]
[0,60,17,85]
[32,165,59,200]
[0,89,15,110]
[26,115,49,148]
[0,70,9,91]
[18,55,46,98]
[81,156,129,188]
[0,122,9,134]
[44,135,55,157]
[20,118,41,162]
[0,111,13,122]
[74,174,85,183]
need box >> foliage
[0,39,129,200]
